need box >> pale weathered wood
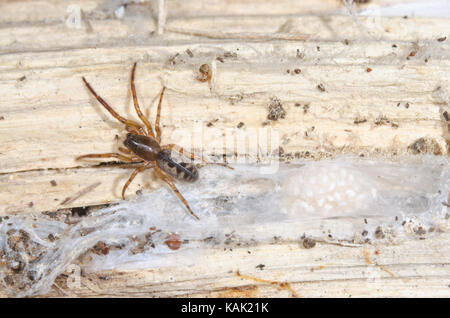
[0,232,447,298]
[0,13,448,213]
[0,0,448,298]
[0,0,423,25]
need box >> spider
[77,62,232,220]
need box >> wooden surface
[0,0,449,297]
[0,232,447,298]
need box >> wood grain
[0,0,448,298]
[0,12,448,213]
[0,232,447,298]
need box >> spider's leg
[122,161,154,199]
[82,76,146,135]
[155,165,200,220]
[76,153,142,162]
[162,144,233,169]
[155,86,166,143]
[130,62,155,137]
[118,147,132,154]
[125,125,142,135]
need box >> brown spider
[77,62,232,220]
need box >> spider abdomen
[157,150,199,182]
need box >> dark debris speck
[302,238,316,249]
[267,97,286,121]
[317,83,326,92]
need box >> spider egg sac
[282,162,378,217]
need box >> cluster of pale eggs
[282,163,378,217]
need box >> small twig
[316,239,363,247]
[60,182,101,206]
[167,27,309,41]
[81,9,93,33]
[236,271,300,298]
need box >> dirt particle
[366,67,372,72]
[302,104,310,114]
[267,97,286,121]
[374,115,389,126]
[165,233,183,250]
[317,83,326,92]
[344,39,349,45]
[416,226,426,236]
[0,116,4,120]
[92,241,110,255]
[223,51,237,58]
[28,202,34,208]
[443,111,449,121]
[256,264,265,270]
[185,48,194,57]
[229,94,243,105]
[392,44,397,48]
[374,226,385,239]
[302,238,316,249]
[197,64,211,82]
[437,36,447,42]
[354,118,367,124]
[293,68,301,74]
[206,118,219,127]
[50,180,57,187]
[167,53,180,65]
[408,138,442,155]
[296,49,305,59]
[237,122,245,129]
[407,51,416,60]
[18,76,26,81]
